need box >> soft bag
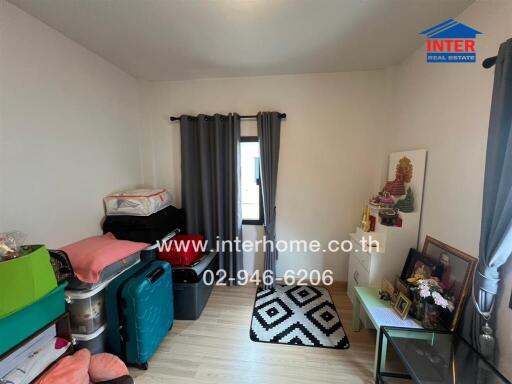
[104,189,173,216]
[0,245,57,319]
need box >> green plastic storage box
[0,282,67,356]
[0,245,57,319]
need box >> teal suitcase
[105,261,173,369]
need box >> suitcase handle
[147,267,165,283]
[144,228,181,251]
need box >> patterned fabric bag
[48,250,74,284]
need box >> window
[241,137,263,225]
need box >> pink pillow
[36,348,90,384]
[62,233,148,284]
[89,353,129,383]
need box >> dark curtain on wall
[257,112,282,290]
[471,39,512,356]
[180,114,243,282]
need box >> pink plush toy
[36,349,131,384]
[89,354,129,382]
[36,349,90,384]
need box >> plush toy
[89,354,130,383]
[36,349,132,384]
[378,289,391,301]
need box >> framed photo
[401,248,422,280]
[402,249,435,281]
[422,236,478,331]
[394,293,412,320]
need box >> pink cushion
[36,348,90,384]
[62,233,148,284]
[89,353,129,383]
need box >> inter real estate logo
[420,19,482,63]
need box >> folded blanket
[61,233,148,284]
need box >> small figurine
[379,192,395,207]
[369,194,382,208]
[384,174,406,196]
[369,215,376,231]
[395,187,414,213]
[379,208,398,226]
[379,289,392,301]
[369,191,395,208]
[360,205,371,232]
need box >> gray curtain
[180,114,243,283]
[473,39,512,352]
[257,112,282,290]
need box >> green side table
[352,286,424,378]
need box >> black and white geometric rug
[250,284,350,349]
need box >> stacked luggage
[101,188,182,368]
[102,188,218,321]
[102,189,185,245]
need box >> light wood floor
[130,283,376,384]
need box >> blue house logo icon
[420,19,482,63]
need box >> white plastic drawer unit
[72,324,107,355]
[65,282,108,335]
[347,248,370,302]
[353,243,371,272]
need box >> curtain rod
[170,113,286,122]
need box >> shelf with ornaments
[354,149,427,255]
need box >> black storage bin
[102,205,185,244]
[172,252,218,320]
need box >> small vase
[422,302,440,329]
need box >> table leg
[380,332,388,372]
[373,328,388,379]
[352,294,361,332]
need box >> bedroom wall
[0,0,143,247]
[385,0,512,379]
[138,71,388,280]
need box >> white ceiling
[8,0,474,81]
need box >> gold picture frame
[394,293,412,320]
[422,236,477,331]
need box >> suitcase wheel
[134,362,148,370]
